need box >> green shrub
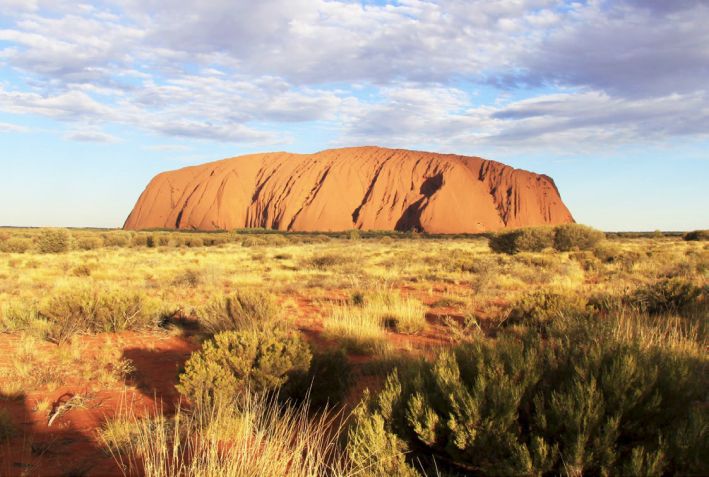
[506,289,588,329]
[176,328,312,407]
[347,383,420,477]
[199,290,281,334]
[683,230,709,241]
[631,278,704,315]
[37,228,71,253]
[553,224,605,251]
[350,329,707,476]
[488,227,554,254]
[0,237,33,253]
[76,236,103,250]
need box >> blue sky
[0,0,707,231]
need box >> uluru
[124,146,574,233]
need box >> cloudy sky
[0,0,707,230]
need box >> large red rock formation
[124,146,574,233]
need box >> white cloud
[142,144,190,152]
[64,127,119,143]
[0,121,28,133]
[339,86,709,151]
[0,0,706,151]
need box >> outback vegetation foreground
[0,226,706,476]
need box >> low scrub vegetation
[683,229,709,241]
[102,394,352,477]
[0,227,706,476]
[349,322,707,476]
[199,289,281,334]
[37,228,72,253]
[553,223,606,251]
[490,224,605,254]
[38,287,165,343]
[505,289,588,329]
[0,237,33,253]
[488,227,554,254]
[631,277,705,316]
[324,290,426,354]
[176,328,312,407]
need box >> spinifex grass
[102,394,353,477]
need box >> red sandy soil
[0,287,500,476]
[0,333,198,477]
[124,146,574,233]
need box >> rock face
[124,146,574,233]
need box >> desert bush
[241,236,264,247]
[152,234,170,247]
[259,234,290,247]
[185,236,204,247]
[203,236,228,247]
[348,229,361,241]
[307,253,353,270]
[0,301,39,333]
[38,287,162,342]
[505,289,588,329]
[488,227,554,254]
[76,236,103,250]
[0,237,32,253]
[37,228,72,253]
[350,327,708,476]
[71,264,93,276]
[347,380,420,477]
[591,241,622,263]
[131,234,149,247]
[102,231,131,247]
[199,290,281,334]
[177,328,312,407]
[683,230,709,241]
[553,223,605,251]
[587,291,626,316]
[569,250,601,271]
[171,268,202,288]
[631,278,704,316]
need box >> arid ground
[0,227,706,476]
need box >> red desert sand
[125,146,574,233]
